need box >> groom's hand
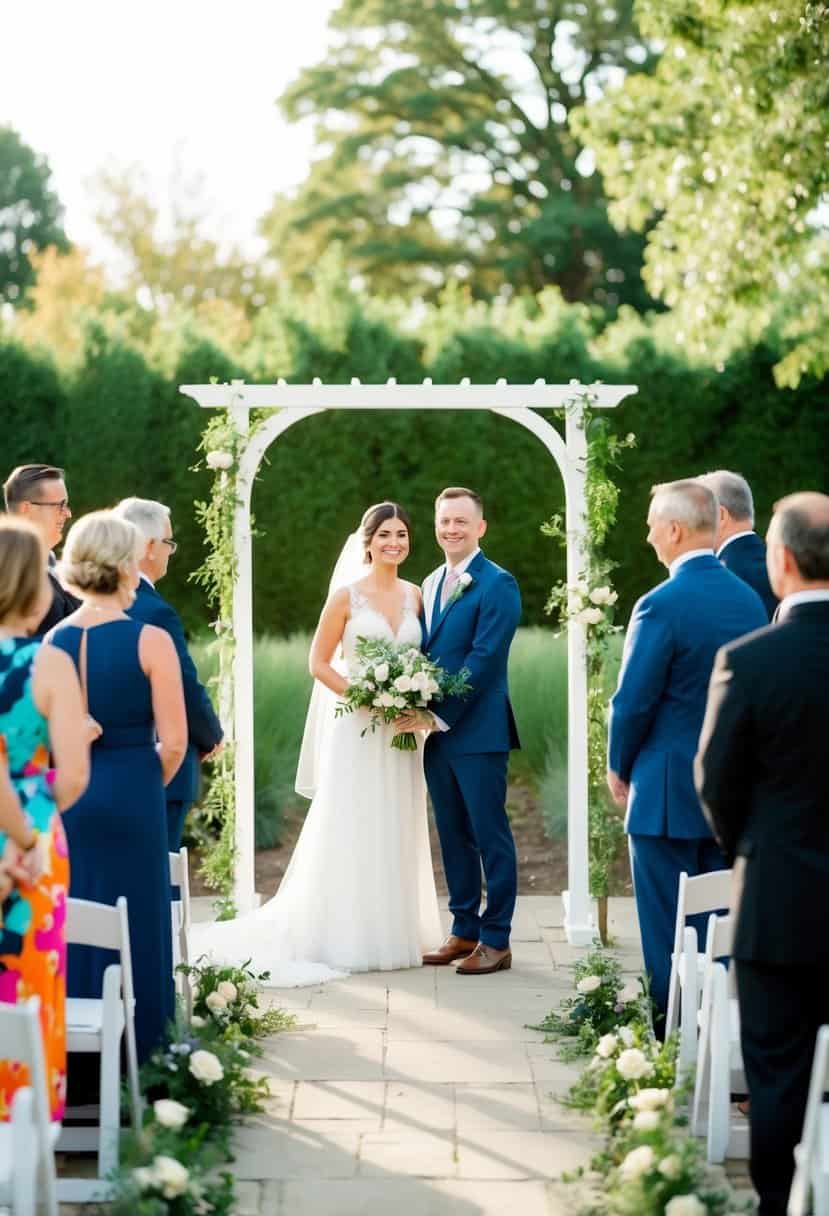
[606,769,630,808]
[394,710,435,733]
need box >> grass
[193,627,621,848]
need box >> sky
[1,0,339,274]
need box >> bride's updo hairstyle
[360,501,412,564]
[61,510,142,594]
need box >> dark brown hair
[0,518,46,621]
[434,486,484,515]
[360,502,412,564]
[3,464,65,511]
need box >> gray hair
[650,479,718,534]
[697,470,754,525]
[774,495,829,581]
[113,497,171,541]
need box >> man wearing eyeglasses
[2,463,81,637]
[113,497,223,852]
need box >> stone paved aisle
[60,896,643,1215]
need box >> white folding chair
[170,847,193,1020]
[57,896,142,1201]
[692,911,749,1163]
[0,997,58,1216]
[665,868,732,1041]
[789,1025,829,1216]
[674,924,700,1087]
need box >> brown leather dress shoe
[455,943,512,975]
[422,935,478,965]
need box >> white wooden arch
[180,380,637,945]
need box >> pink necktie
[441,568,460,610]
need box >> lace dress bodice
[343,583,422,670]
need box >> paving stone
[456,1129,596,1180]
[454,1082,541,1132]
[292,1080,386,1123]
[385,1039,534,1084]
[260,1028,385,1081]
[359,1129,457,1178]
[386,1006,545,1042]
[231,1121,363,1180]
[234,1180,263,1214]
[384,1081,456,1132]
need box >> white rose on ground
[632,1109,662,1131]
[152,1155,189,1199]
[206,450,233,471]
[665,1196,707,1216]
[619,1144,656,1181]
[153,1098,190,1130]
[596,1033,618,1058]
[243,1004,258,1019]
[373,663,390,683]
[393,675,413,693]
[619,981,640,1004]
[577,607,604,625]
[217,980,237,1002]
[658,1155,682,1180]
[205,991,227,1013]
[576,975,602,995]
[616,1048,654,1080]
[618,1025,636,1047]
[189,1049,224,1085]
[629,1088,671,1111]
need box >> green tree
[0,127,68,304]
[265,0,656,308]
[573,0,829,386]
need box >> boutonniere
[448,572,474,605]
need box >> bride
[190,502,443,984]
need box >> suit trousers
[736,960,829,1216]
[628,834,728,1026]
[424,743,516,950]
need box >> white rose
[619,981,640,1004]
[619,1144,656,1181]
[576,974,602,995]
[378,692,396,708]
[458,572,473,589]
[616,1048,654,1080]
[589,585,611,604]
[658,1155,682,1180]
[573,580,589,597]
[618,1025,636,1047]
[206,450,233,471]
[190,1014,207,1028]
[217,981,237,1001]
[152,1155,189,1199]
[392,696,407,709]
[153,1098,190,1130]
[632,1109,661,1131]
[133,1165,154,1192]
[665,1197,707,1216]
[393,675,413,693]
[576,607,604,625]
[189,1049,224,1085]
[205,990,227,1012]
[242,1004,258,1019]
[373,662,389,683]
[596,1033,618,1058]
[629,1087,671,1111]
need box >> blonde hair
[60,511,142,595]
[0,518,46,621]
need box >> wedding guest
[696,491,829,1216]
[113,498,223,851]
[3,464,80,637]
[697,470,778,619]
[0,518,89,1121]
[606,480,767,1027]
[50,511,187,1066]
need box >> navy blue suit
[719,532,778,621]
[422,551,521,950]
[127,578,223,850]
[608,554,767,1017]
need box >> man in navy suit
[607,479,767,1024]
[3,464,80,636]
[114,497,223,851]
[400,487,521,975]
[698,469,778,620]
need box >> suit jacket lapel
[427,551,485,645]
[423,567,444,636]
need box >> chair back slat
[66,898,123,950]
[682,870,732,917]
[706,911,734,961]
[0,997,56,1211]
[788,1025,829,1216]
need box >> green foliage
[0,126,68,305]
[267,0,656,307]
[180,955,297,1039]
[573,0,829,386]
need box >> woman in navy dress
[49,511,186,1064]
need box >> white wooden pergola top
[180,379,637,945]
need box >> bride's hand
[395,710,434,733]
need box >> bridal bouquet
[336,637,471,751]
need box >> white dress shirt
[775,589,829,622]
[669,548,715,577]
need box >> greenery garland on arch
[544,394,636,943]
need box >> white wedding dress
[190,582,443,985]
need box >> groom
[404,487,522,975]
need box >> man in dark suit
[695,491,829,1216]
[607,479,767,1026]
[3,464,80,636]
[698,469,778,619]
[114,497,223,851]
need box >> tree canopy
[264,0,657,309]
[0,126,68,304]
[573,0,829,385]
